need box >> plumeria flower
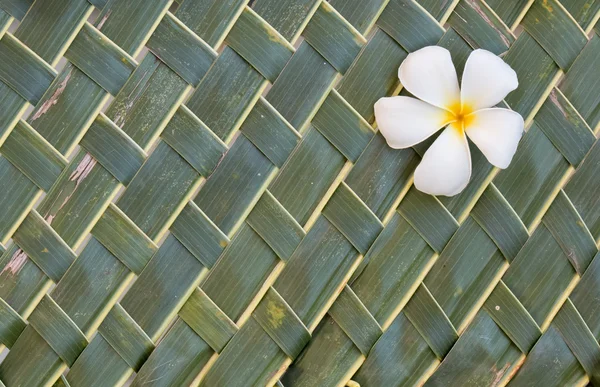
[374,46,524,196]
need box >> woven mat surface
[0,0,599,385]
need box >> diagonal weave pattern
[0,0,599,385]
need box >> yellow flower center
[445,101,475,132]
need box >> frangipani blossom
[374,46,524,196]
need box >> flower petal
[414,125,471,196]
[374,96,452,148]
[461,49,518,111]
[465,108,524,168]
[398,46,460,110]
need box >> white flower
[374,46,524,196]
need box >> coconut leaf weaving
[0,0,600,386]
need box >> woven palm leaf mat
[0,0,599,386]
